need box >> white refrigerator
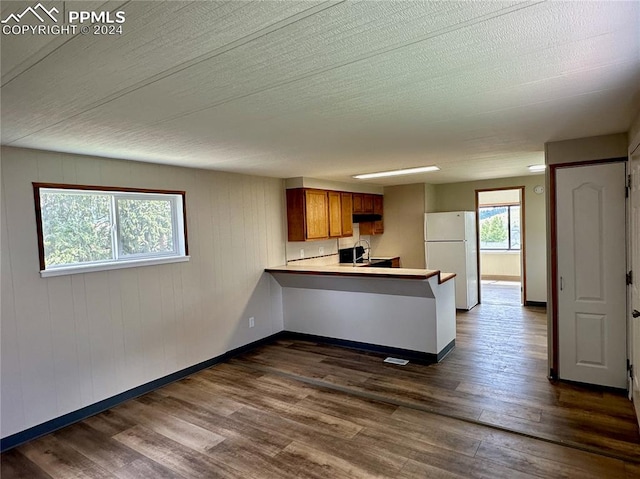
[425,211,478,310]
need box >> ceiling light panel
[354,166,440,179]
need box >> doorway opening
[476,187,526,306]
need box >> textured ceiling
[2,0,639,185]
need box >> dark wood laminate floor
[3,301,640,478]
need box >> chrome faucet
[353,239,371,266]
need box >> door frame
[549,157,628,380]
[628,146,640,424]
[475,186,526,305]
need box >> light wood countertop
[265,264,455,283]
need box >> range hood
[353,213,382,223]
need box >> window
[33,183,188,277]
[479,205,520,250]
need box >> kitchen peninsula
[266,264,457,363]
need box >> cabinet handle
[633,310,640,318]
[560,276,563,291]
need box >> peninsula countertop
[265,264,456,284]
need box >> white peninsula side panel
[268,268,456,358]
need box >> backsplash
[288,254,341,266]
[285,224,368,264]
[285,238,339,262]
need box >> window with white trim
[479,205,521,250]
[34,184,188,276]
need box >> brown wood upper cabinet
[286,189,354,241]
[341,193,353,237]
[328,191,342,237]
[286,188,328,241]
[352,193,363,214]
[358,194,384,235]
[353,193,374,214]
[372,194,384,234]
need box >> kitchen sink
[361,258,393,268]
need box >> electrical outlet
[249,317,255,328]
[319,247,324,255]
[300,249,305,259]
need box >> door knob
[633,310,640,318]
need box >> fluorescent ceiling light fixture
[528,164,546,172]
[353,166,440,179]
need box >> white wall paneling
[480,251,521,278]
[0,146,286,439]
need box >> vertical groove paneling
[179,170,200,365]
[158,264,178,374]
[266,181,286,333]
[107,271,127,390]
[194,173,215,360]
[118,268,144,390]
[136,267,164,380]
[4,156,58,428]
[84,272,118,401]
[208,173,223,353]
[170,262,187,370]
[213,173,233,348]
[61,158,77,184]
[70,275,94,405]
[46,276,82,414]
[1,147,286,439]
[257,179,269,269]
[249,179,261,278]
[229,175,246,300]
[0,164,26,434]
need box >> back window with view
[33,184,188,276]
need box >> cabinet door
[341,193,353,237]
[363,194,374,213]
[328,191,342,237]
[305,189,329,239]
[353,193,364,213]
[286,188,305,241]
[360,195,384,235]
[359,221,373,235]
[373,195,384,234]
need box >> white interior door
[629,153,640,424]
[557,162,627,388]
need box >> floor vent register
[383,357,409,365]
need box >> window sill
[480,250,521,254]
[40,255,190,278]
